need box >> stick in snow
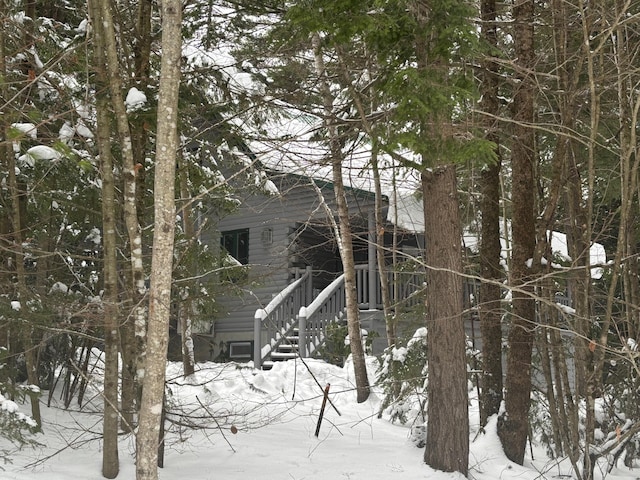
[314,384,331,438]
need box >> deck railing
[253,266,312,368]
[297,274,346,357]
[355,264,426,311]
[254,264,428,366]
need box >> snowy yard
[2,356,639,480]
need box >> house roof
[262,166,384,203]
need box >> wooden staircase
[262,330,299,370]
[253,268,345,370]
[253,264,425,370]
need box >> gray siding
[209,172,378,338]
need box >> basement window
[228,341,253,360]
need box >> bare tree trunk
[178,161,196,377]
[498,0,536,465]
[478,0,503,427]
[98,0,147,422]
[576,2,602,475]
[622,206,640,341]
[6,119,41,431]
[331,155,370,403]
[582,4,640,476]
[0,0,12,384]
[2,0,41,429]
[334,51,395,347]
[422,166,469,476]
[478,156,503,426]
[537,325,564,457]
[98,128,121,478]
[88,0,120,475]
[371,146,395,346]
[113,0,153,430]
[312,33,370,403]
[135,1,181,478]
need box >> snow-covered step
[277,343,299,352]
[270,351,299,361]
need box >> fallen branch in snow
[314,384,331,437]
[294,355,341,417]
[196,395,236,453]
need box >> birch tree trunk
[98,0,147,421]
[334,51,395,347]
[178,161,196,377]
[135,0,181,478]
[88,0,120,475]
[121,0,154,429]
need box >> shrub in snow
[409,423,426,448]
[377,326,478,443]
[316,321,377,367]
[0,348,40,465]
[377,327,428,426]
[591,340,640,469]
[315,321,350,367]
[530,337,640,469]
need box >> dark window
[221,229,249,265]
[228,341,253,359]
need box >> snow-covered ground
[2,356,639,480]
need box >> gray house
[178,165,424,367]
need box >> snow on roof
[387,191,424,232]
[241,112,425,209]
[179,10,607,277]
[177,5,426,206]
[464,223,606,279]
[549,230,606,279]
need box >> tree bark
[0,0,11,381]
[422,166,469,476]
[371,145,396,347]
[498,0,537,465]
[3,0,41,430]
[135,0,181,478]
[333,50,396,348]
[178,160,196,377]
[88,0,120,475]
[478,0,503,427]
[332,155,371,403]
[582,3,640,476]
[98,0,148,421]
[7,117,41,432]
[311,33,370,403]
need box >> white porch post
[305,265,313,303]
[253,309,263,369]
[368,210,377,310]
[298,307,307,358]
